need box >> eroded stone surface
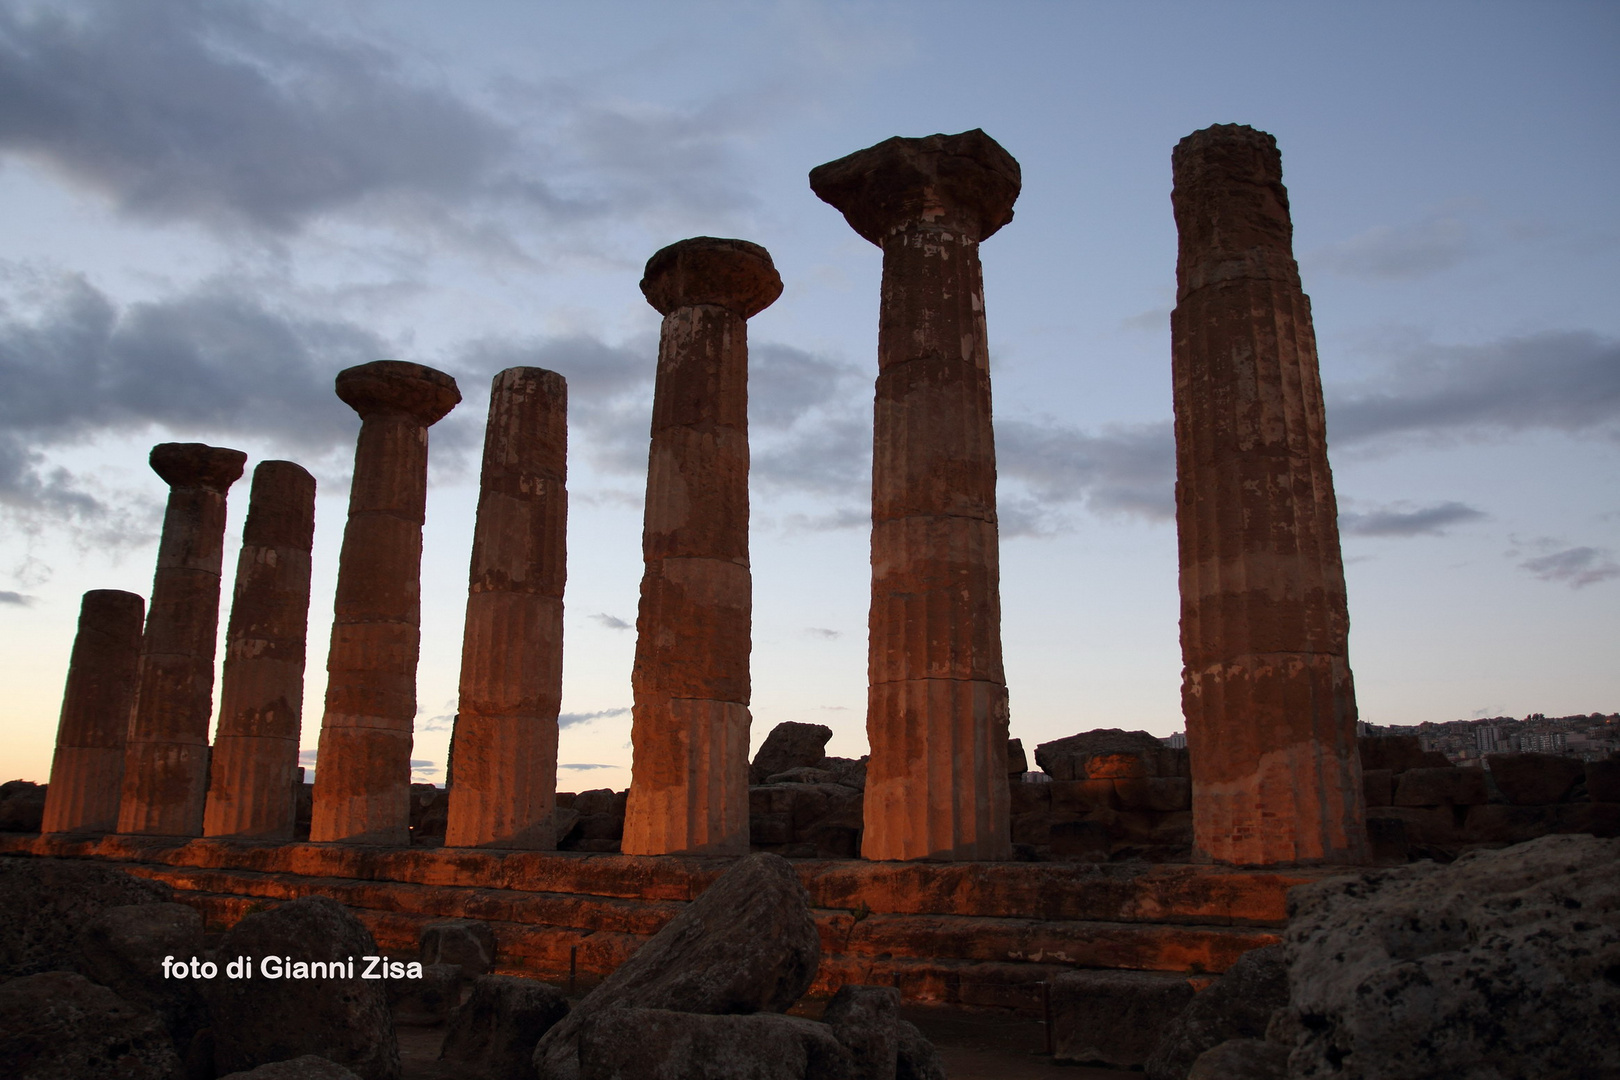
[577,1008,854,1080]
[42,590,144,835]
[1049,969,1197,1069]
[440,974,569,1080]
[752,722,834,785]
[0,856,170,977]
[206,461,316,840]
[1487,751,1585,805]
[1171,125,1365,866]
[447,367,567,849]
[77,902,209,1058]
[1145,944,1287,1080]
[623,239,779,857]
[0,970,180,1080]
[118,442,246,837]
[218,1057,364,1080]
[812,132,1018,862]
[312,362,459,845]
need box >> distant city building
[1163,732,1187,749]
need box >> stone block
[751,814,793,845]
[574,788,618,817]
[1358,735,1434,774]
[1050,779,1117,813]
[1145,944,1287,1080]
[1115,776,1192,812]
[1362,768,1393,808]
[420,919,497,976]
[76,902,208,1054]
[1463,804,1561,844]
[750,722,834,786]
[0,857,170,979]
[1555,802,1620,839]
[1009,781,1051,815]
[1365,814,1409,862]
[388,962,461,1026]
[1037,729,1179,781]
[219,1058,363,1079]
[1050,819,1111,860]
[1049,969,1198,1068]
[1488,753,1585,805]
[577,1008,852,1080]
[1010,812,1052,846]
[1587,759,1620,803]
[822,983,900,1080]
[0,779,46,832]
[441,974,569,1080]
[1007,738,1028,776]
[1367,806,1461,847]
[1393,766,1488,807]
[1188,1038,1287,1080]
[0,970,180,1080]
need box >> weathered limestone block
[0,778,46,831]
[752,721,834,784]
[119,442,247,837]
[440,974,570,1080]
[1588,757,1620,802]
[0,855,170,978]
[42,590,144,835]
[1050,779,1119,812]
[219,1058,363,1080]
[577,1008,855,1080]
[311,361,459,845]
[210,896,400,1080]
[1358,735,1447,774]
[1036,729,1185,781]
[1116,777,1193,812]
[1050,969,1198,1068]
[205,460,317,840]
[822,984,901,1080]
[811,130,1018,862]
[1360,768,1393,808]
[77,902,209,1057]
[1006,737,1029,776]
[448,366,568,850]
[533,853,819,1080]
[387,962,460,1026]
[1187,1039,1287,1080]
[1486,751,1585,805]
[624,238,780,857]
[1281,834,1620,1077]
[1392,765,1487,807]
[420,918,497,975]
[1171,125,1366,865]
[1145,944,1288,1080]
[0,970,181,1080]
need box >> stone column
[810,130,1019,861]
[203,461,317,839]
[1170,124,1367,865]
[117,443,247,836]
[310,361,460,845]
[621,237,781,856]
[42,590,145,834]
[445,367,568,849]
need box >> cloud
[1517,546,1619,589]
[559,706,631,729]
[589,613,632,632]
[0,590,32,605]
[558,762,618,771]
[1328,331,1620,447]
[997,418,1176,522]
[1309,216,1473,280]
[805,627,841,639]
[1340,501,1487,537]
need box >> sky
[1,0,1616,793]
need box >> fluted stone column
[311,361,460,844]
[117,443,247,836]
[1171,124,1367,865]
[203,461,317,839]
[621,237,781,856]
[42,590,145,834]
[811,130,1018,861]
[445,367,568,849]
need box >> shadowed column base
[42,746,125,835]
[116,740,209,837]
[309,724,411,845]
[622,697,750,856]
[204,734,298,840]
[444,708,559,850]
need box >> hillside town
[1359,714,1620,765]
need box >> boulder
[533,853,821,1080]
[1035,729,1180,781]
[577,1008,854,1080]
[420,918,497,976]
[819,757,868,792]
[1392,765,1488,807]
[823,984,900,1080]
[387,962,461,1026]
[752,723,834,785]
[1361,768,1393,808]
[1114,776,1192,812]
[894,1020,946,1080]
[1282,834,1620,1078]
[1487,752,1585,805]
[210,896,399,1080]
[1049,969,1197,1068]
[1006,738,1028,776]
[440,974,570,1080]
[1186,1038,1287,1080]
[77,901,209,1054]
[0,779,47,831]
[1145,945,1288,1080]
[219,1057,364,1080]
[0,856,170,977]
[1587,757,1620,803]
[1358,736,1448,774]
[0,969,181,1080]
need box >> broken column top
[809,129,1021,245]
[335,360,461,423]
[640,237,783,318]
[243,461,317,549]
[149,443,247,491]
[1171,123,1299,298]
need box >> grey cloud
[805,627,841,640]
[1327,331,1620,446]
[1309,216,1473,280]
[997,418,1175,521]
[1518,546,1619,589]
[751,343,861,430]
[1340,501,1487,537]
[590,613,631,631]
[558,762,618,771]
[559,706,631,729]
[0,590,32,605]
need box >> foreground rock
[752,722,834,785]
[578,1008,853,1080]
[1049,968,1196,1068]
[77,901,210,1058]
[1281,834,1620,1077]
[1145,945,1288,1080]
[1034,729,1186,781]
[0,778,47,831]
[532,853,820,1080]
[440,974,569,1080]
[1187,1038,1286,1080]
[0,856,169,977]
[219,1057,364,1080]
[210,896,400,1080]
[0,970,181,1080]
[420,918,497,975]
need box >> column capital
[810,129,1021,246]
[640,237,783,319]
[1171,124,1299,297]
[149,443,247,492]
[336,360,461,424]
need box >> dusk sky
[1,0,1616,793]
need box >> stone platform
[0,834,1346,1015]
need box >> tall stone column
[621,237,781,857]
[811,130,1018,861]
[117,443,247,836]
[203,461,317,839]
[42,590,145,834]
[445,367,568,849]
[310,361,460,845]
[1170,124,1367,865]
